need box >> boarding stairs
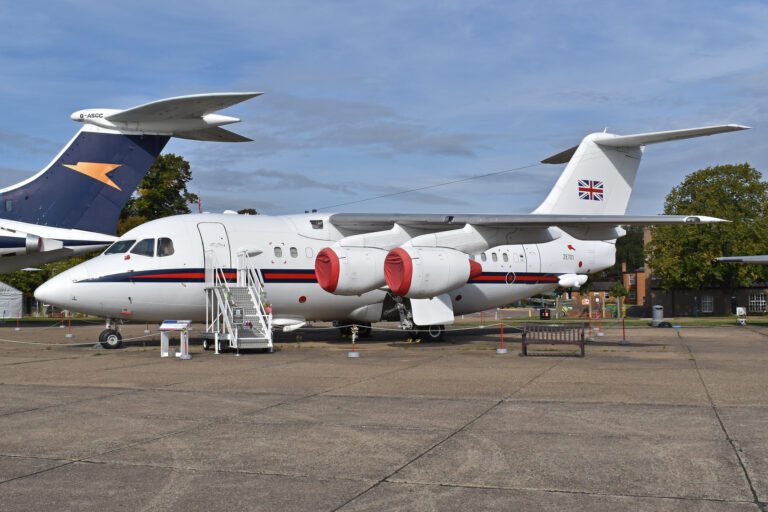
[203,250,273,352]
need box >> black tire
[412,325,444,341]
[424,325,445,340]
[218,338,229,353]
[202,339,213,351]
[100,330,122,349]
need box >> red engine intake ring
[384,248,413,296]
[315,248,340,293]
[468,259,482,280]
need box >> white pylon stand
[348,325,360,358]
[159,320,192,360]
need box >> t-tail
[0,92,261,235]
[533,124,749,215]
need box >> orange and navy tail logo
[63,162,123,190]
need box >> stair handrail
[237,249,273,340]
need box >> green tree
[647,163,768,290]
[118,153,199,235]
[237,208,258,215]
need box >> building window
[628,291,637,303]
[701,295,714,314]
[4,200,12,213]
[748,294,766,313]
[629,274,636,285]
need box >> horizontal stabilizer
[594,124,750,148]
[542,124,749,164]
[175,126,252,143]
[105,92,262,122]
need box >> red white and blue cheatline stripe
[469,272,559,285]
[578,179,603,201]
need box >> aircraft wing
[328,213,725,231]
[717,255,768,265]
[105,92,262,122]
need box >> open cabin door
[198,222,231,269]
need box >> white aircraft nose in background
[35,272,71,308]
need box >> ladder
[204,249,273,352]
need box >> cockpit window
[157,238,175,257]
[104,240,136,255]
[130,238,155,257]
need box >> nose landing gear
[99,318,123,349]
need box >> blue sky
[1,1,766,215]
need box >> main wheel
[202,338,213,351]
[423,325,445,341]
[100,329,123,349]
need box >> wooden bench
[521,323,586,357]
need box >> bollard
[65,318,73,338]
[496,322,508,355]
[14,313,20,332]
[348,325,360,358]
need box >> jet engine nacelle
[315,247,387,295]
[384,247,482,299]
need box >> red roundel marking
[315,248,340,293]
[384,248,413,296]
[298,295,307,303]
[578,261,583,268]
[468,259,482,280]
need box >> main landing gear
[99,318,123,349]
[391,295,445,341]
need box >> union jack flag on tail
[578,179,603,201]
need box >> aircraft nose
[34,273,72,307]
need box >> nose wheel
[99,329,123,349]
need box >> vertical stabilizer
[0,92,261,234]
[533,124,749,215]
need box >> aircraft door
[523,244,540,273]
[198,222,231,268]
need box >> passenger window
[290,247,298,258]
[491,253,498,262]
[274,247,282,258]
[305,247,313,258]
[105,240,136,255]
[481,253,487,262]
[503,253,509,263]
[130,238,155,257]
[157,238,174,257]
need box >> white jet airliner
[0,92,260,273]
[35,123,747,348]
